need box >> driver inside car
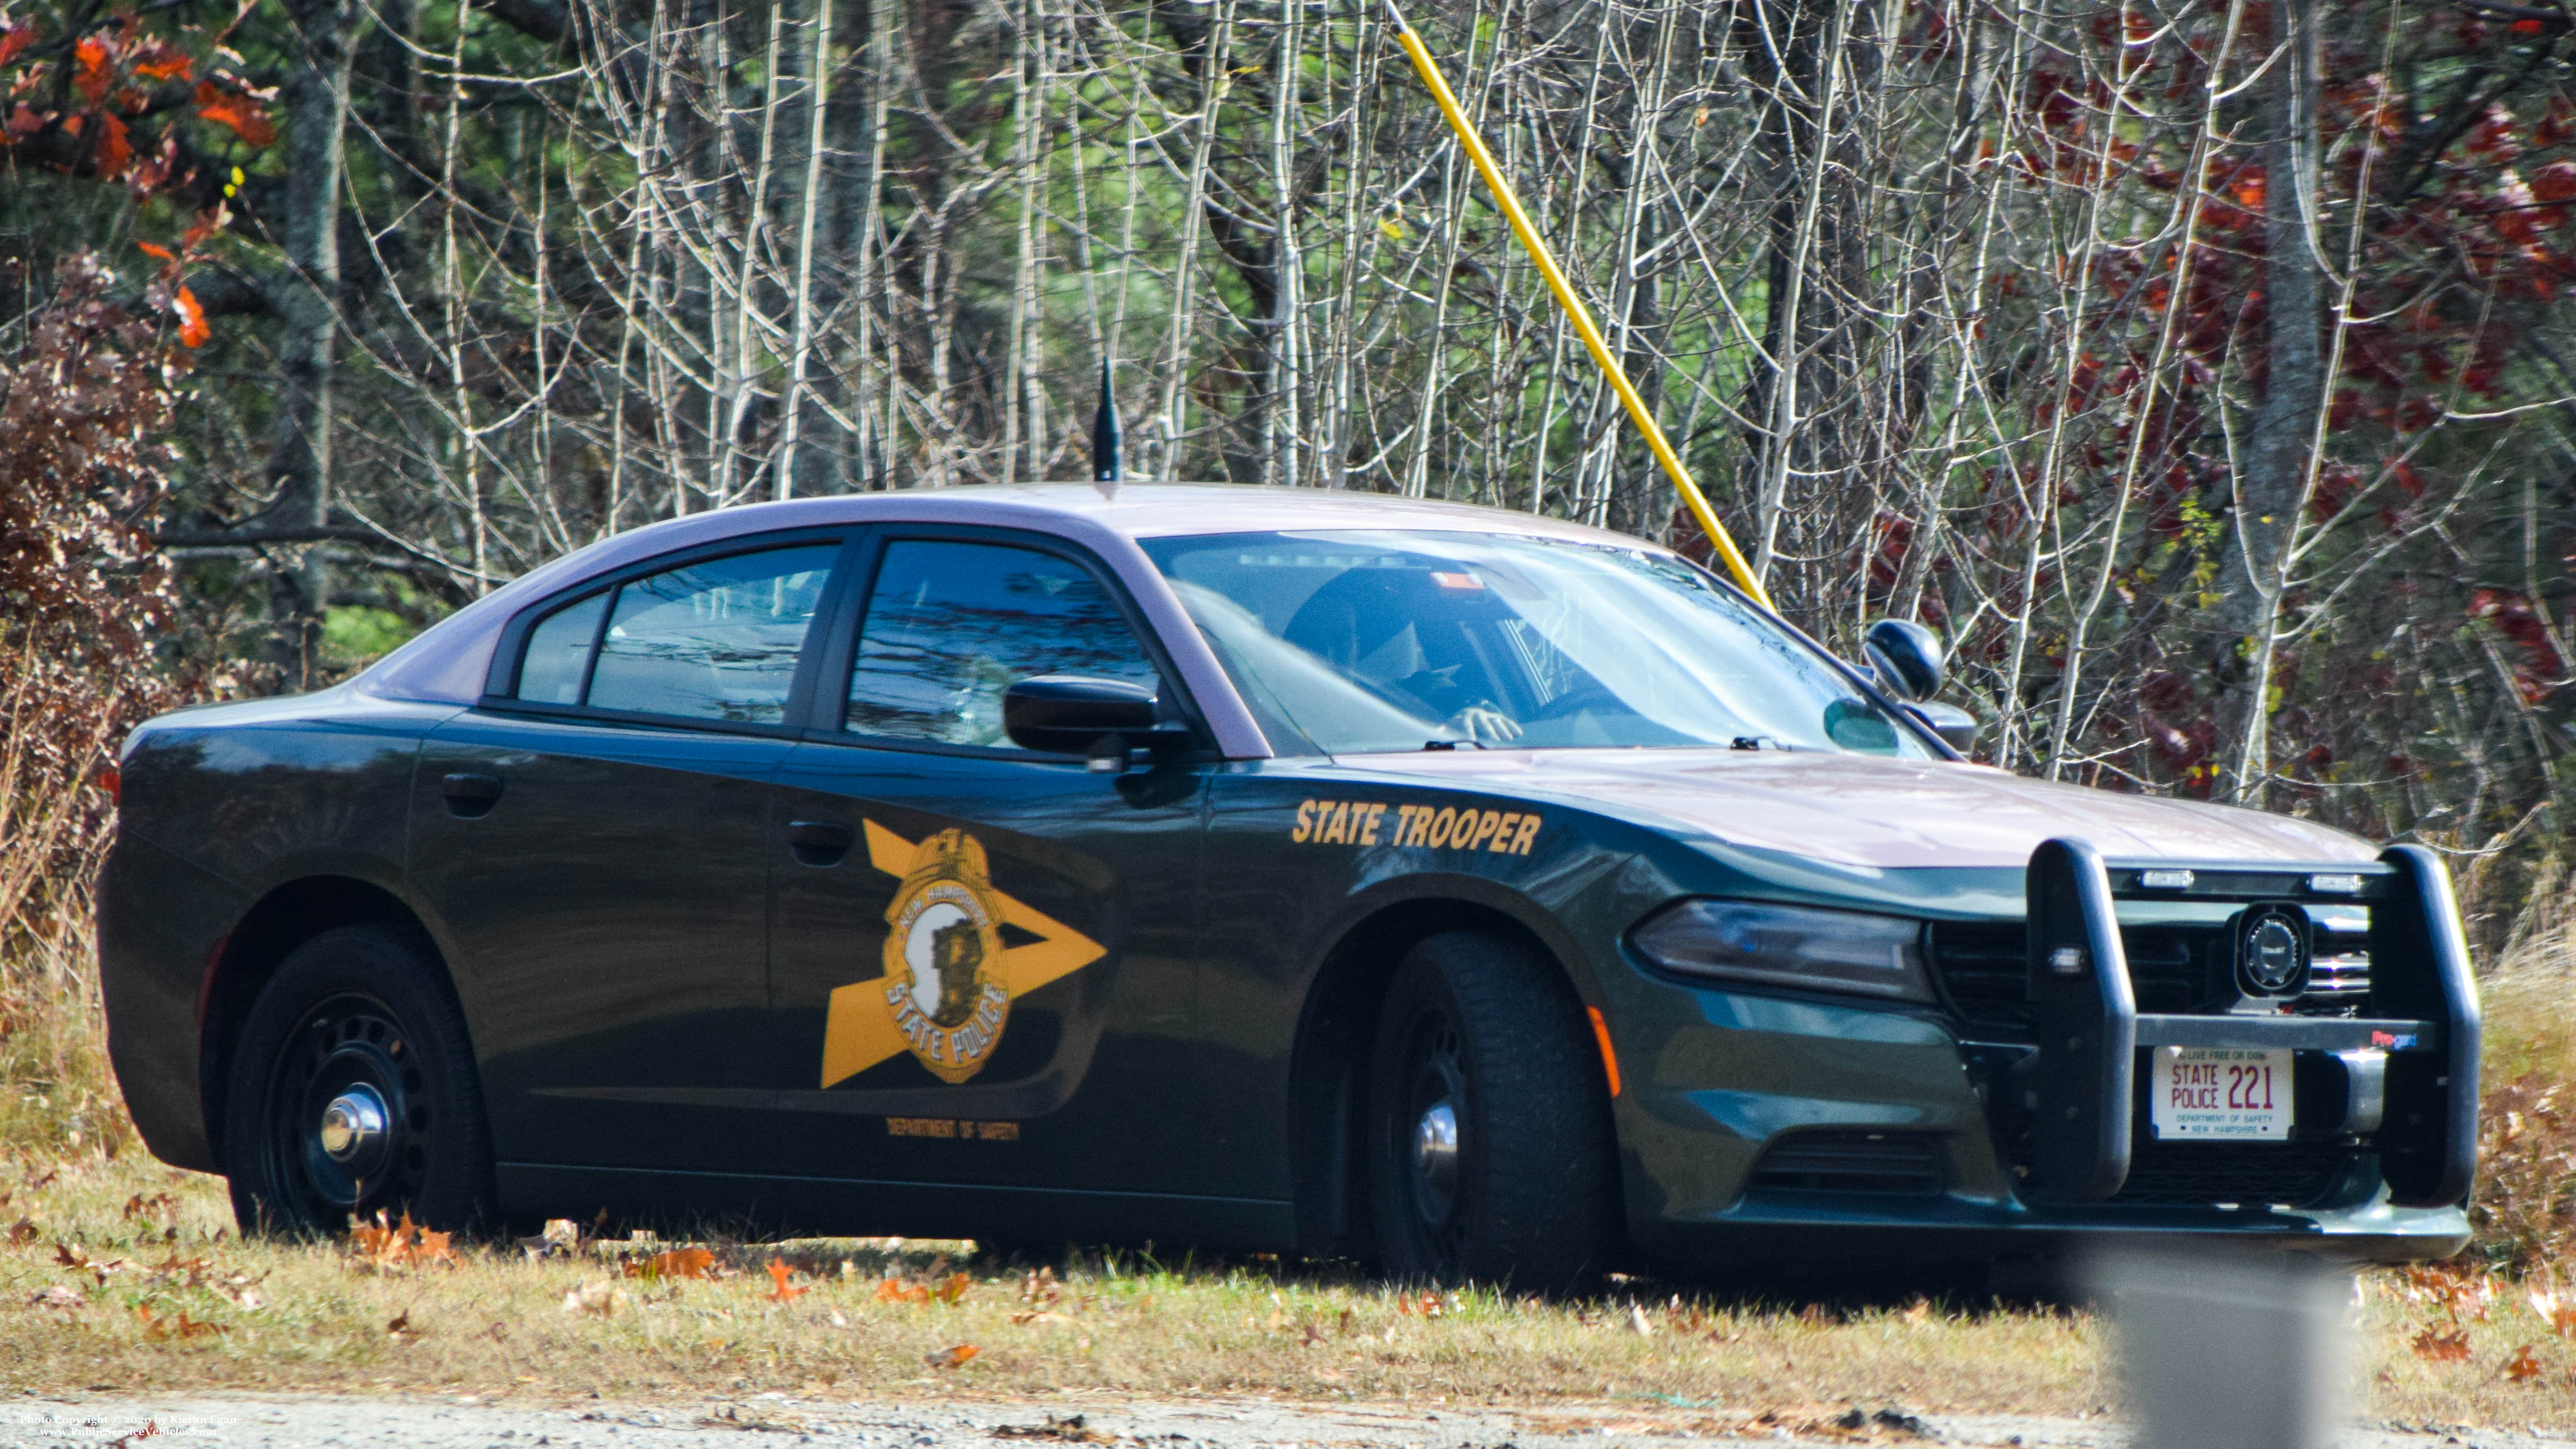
[1281,564,1532,745]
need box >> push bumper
[1619,839,2479,1267]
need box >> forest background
[5,0,2576,1098]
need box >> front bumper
[1614,839,2479,1267]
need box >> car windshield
[1141,529,1933,758]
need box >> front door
[763,532,1215,1228]
[409,537,847,1176]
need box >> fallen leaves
[2504,1342,2544,1382]
[28,1283,83,1309]
[55,1241,127,1285]
[2530,1287,2576,1338]
[2411,1326,2473,1362]
[924,1342,980,1370]
[624,1247,714,1282]
[561,1281,625,1316]
[763,1258,806,1304]
[347,1210,454,1272]
[875,1271,968,1306]
[120,1193,177,1223]
[134,1304,223,1340]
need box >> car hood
[1345,749,2375,870]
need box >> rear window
[511,544,839,725]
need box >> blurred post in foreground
[2096,1247,2350,1449]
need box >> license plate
[2150,1047,2293,1141]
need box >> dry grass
[4,1151,2576,1430]
[0,1149,2112,1419]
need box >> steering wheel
[1527,682,1627,723]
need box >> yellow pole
[1382,1,1776,613]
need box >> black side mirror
[1863,618,1945,702]
[1905,701,1980,754]
[1003,676,1190,764]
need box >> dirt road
[0,1392,2566,1449]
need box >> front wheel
[221,924,496,1237]
[1366,930,1621,1290]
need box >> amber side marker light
[1586,1005,1622,1098]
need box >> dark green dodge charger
[99,485,2478,1284]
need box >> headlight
[1629,900,1934,1004]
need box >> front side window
[846,540,1162,748]
[513,544,838,724]
[1141,529,1933,758]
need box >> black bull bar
[2024,839,2480,1208]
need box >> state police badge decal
[882,829,1010,1083]
[818,821,1107,1090]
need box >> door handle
[440,772,504,818]
[786,819,854,866]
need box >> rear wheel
[1366,930,1621,1290]
[221,925,496,1238]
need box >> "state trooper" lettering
[1291,799,1540,855]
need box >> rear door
[410,533,851,1175]
[761,530,1218,1213]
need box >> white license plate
[2150,1047,2293,1141]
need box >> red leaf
[2511,19,2546,34]
[174,287,208,348]
[0,22,38,68]
[3,104,44,141]
[179,206,227,253]
[134,240,175,261]
[131,46,192,82]
[94,110,130,179]
[2534,161,2576,206]
[74,35,110,105]
[193,81,274,146]
[762,1258,805,1303]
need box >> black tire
[221,924,496,1238]
[1365,930,1622,1290]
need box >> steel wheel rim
[1396,1010,1469,1264]
[263,993,429,1226]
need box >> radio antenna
[1091,358,1123,498]
[1382,0,1776,613]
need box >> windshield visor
[1141,530,1932,758]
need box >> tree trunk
[2217,0,2322,801]
[263,0,363,679]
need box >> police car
[98,485,2477,1285]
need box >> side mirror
[1906,701,1981,754]
[1863,618,1945,702]
[1003,675,1190,763]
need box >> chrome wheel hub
[1412,1098,1460,1203]
[317,1085,389,1167]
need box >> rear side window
[516,592,607,704]
[513,544,839,724]
[846,540,1161,747]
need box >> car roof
[893,483,1649,546]
[357,484,1674,712]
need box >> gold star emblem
[819,821,1106,1088]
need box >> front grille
[1746,1131,1945,1195]
[2112,1141,2359,1208]
[1927,918,2373,1042]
